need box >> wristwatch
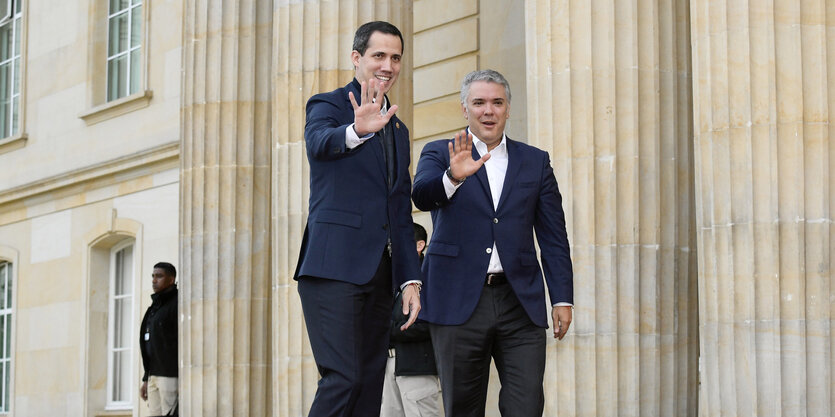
[445,167,466,185]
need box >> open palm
[448,129,490,180]
[348,79,398,136]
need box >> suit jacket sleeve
[534,152,574,305]
[304,93,353,161]
[412,140,452,211]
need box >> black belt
[485,273,507,286]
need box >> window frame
[0,260,12,415]
[0,0,23,140]
[104,240,136,410]
[105,0,143,103]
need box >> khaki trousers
[147,375,178,416]
[381,355,443,417]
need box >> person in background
[381,222,443,417]
[139,262,179,416]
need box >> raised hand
[348,79,399,136]
[448,129,491,180]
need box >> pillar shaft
[525,0,699,415]
[180,0,273,415]
[690,1,834,415]
[272,2,412,415]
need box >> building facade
[0,0,832,416]
[0,0,181,415]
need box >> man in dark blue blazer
[412,69,574,416]
[295,21,422,417]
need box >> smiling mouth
[376,75,391,82]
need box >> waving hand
[448,130,490,180]
[348,79,398,136]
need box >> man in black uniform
[139,262,178,416]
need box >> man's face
[462,81,510,148]
[351,31,402,96]
[151,268,175,293]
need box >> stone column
[690,1,834,415]
[271,2,412,415]
[525,1,699,415]
[180,0,273,415]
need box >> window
[0,0,21,139]
[106,243,134,409]
[106,0,142,102]
[0,261,12,413]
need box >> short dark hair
[353,21,404,56]
[154,262,177,278]
[413,222,427,243]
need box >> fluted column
[180,0,273,415]
[272,2,413,415]
[525,0,698,415]
[690,1,834,416]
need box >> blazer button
[493,218,499,224]
[486,248,492,254]
[382,224,389,230]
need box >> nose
[381,58,393,72]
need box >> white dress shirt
[441,131,572,308]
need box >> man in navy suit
[412,69,574,416]
[295,21,422,417]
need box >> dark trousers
[298,253,393,417]
[430,282,546,417]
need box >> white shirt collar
[470,129,507,158]
[373,96,388,114]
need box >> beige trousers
[147,375,178,416]
[381,355,443,417]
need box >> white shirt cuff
[400,280,422,290]
[553,302,574,307]
[345,124,374,149]
[442,172,463,199]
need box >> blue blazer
[412,137,573,328]
[294,79,420,288]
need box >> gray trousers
[381,356,443,417]
[430,282,546,417]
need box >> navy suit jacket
[294,79,420,288]
[412,136,573,328]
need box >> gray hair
[460,69,512,104]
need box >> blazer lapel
[496,138,521,211]
[471,144,493,203]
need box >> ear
[416,240,426,254]
[461,103,468,120]
[351,50,361,68]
